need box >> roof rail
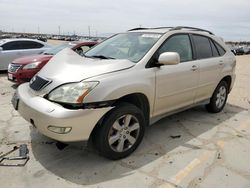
[169,26,214,35]
[128,27,173,31]
[128,28,151,31]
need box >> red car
[8,41,97,85]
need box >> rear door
[154,34,199,116]
[191,34,225,102]
[17,41,45,56]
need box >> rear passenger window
[209,40,219,57]
[192,35,212,59]
[158,34,193,62]
[214,42,226,56]
[19,41,44,49]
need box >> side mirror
[158,52,180,65]
[0,47,3,52]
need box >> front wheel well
[90,93,150,142]
[113,93,150,126]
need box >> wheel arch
[221,75,232,93]
[113,93,150,125]
[90,93,150,140]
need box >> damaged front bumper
[13,83,112,142]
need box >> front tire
[206,81,228,113]
[93,103,146,160]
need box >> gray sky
[0,0,250,41]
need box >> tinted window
[2,41,19,50]
[193,35,212,59]
[18,41,44,49]
[2,41,43,50]
[209,40,220,57]
[214,42,226,56]
[158,34,192,62]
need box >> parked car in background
[234,46,244,55]
[243,46,250,54]
[8,41,97,84]
[230,47,237,55]
[0,38,51,70]
[36,36,47,42]
[13,26,236,159]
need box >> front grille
[8,63,22,73]
[29,76,51,91]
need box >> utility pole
[38,25,40,34]
[58,25,61,36]
[88,26,91,38]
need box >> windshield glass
[43,42,75,55]
[85,33,162,62]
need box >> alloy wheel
[108,114,140,152]
[215,85,227,109]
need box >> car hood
[13,54,53,65]
[37,48,135,89]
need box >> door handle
[219,60,224,66]
[191,65,198,71]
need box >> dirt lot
[0,55,250,188]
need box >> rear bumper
[15,83,112,142]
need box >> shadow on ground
[30,104,246,185]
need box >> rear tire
[206,81,228,113]
[93,103,145,160]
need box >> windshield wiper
[87,55,115,59]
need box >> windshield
[85,33,162,63]
[43,42,75,55]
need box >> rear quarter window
[209,40,220,57]
[214,42,226,56]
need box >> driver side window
[158,34,193,62]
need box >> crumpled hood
[37,48,135,89]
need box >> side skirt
[149,99,210,125]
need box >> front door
[154,34,199,116]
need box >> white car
[0,38,51,70]
[13,26,236,159]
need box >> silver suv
[12,27,236,159]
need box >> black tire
[206,81,228,113]
[93,103,145,160]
